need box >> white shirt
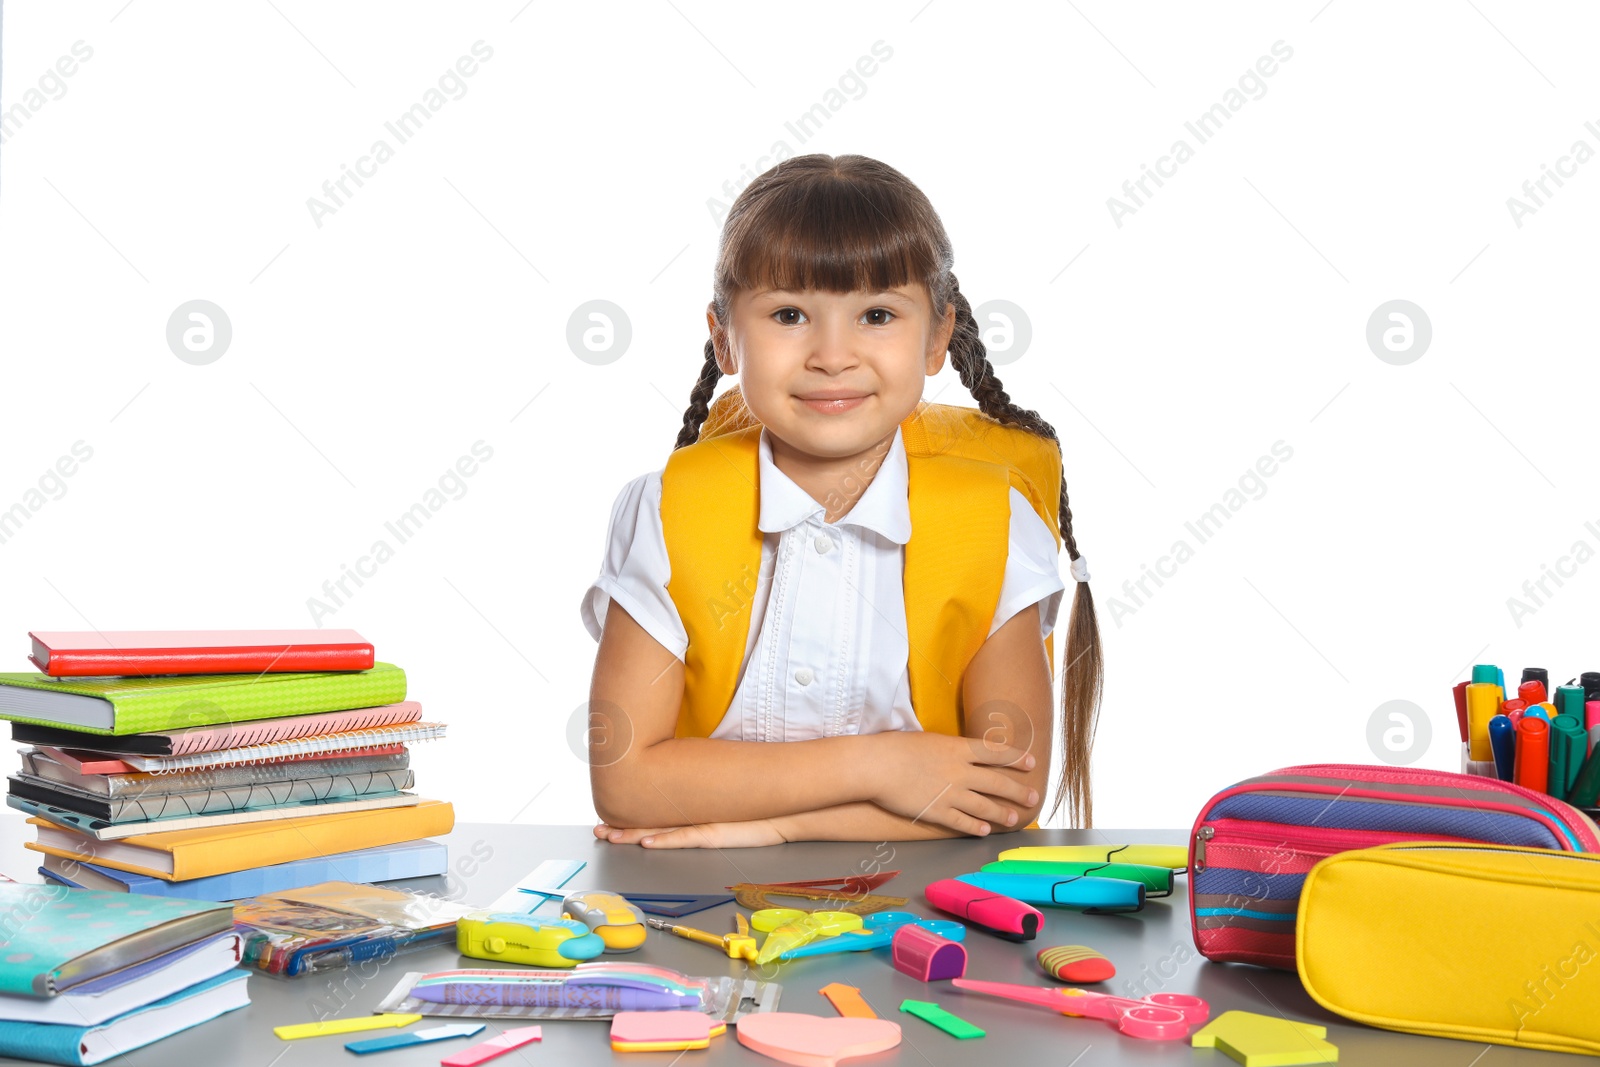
[580,425,1065,741]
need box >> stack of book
[0,630,455,901]
[0,882,247,1065]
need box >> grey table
[0,822,1571,1065]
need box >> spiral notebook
[92,722,446,773]
[10,701,423,756]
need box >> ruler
[486,859,586,913]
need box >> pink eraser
[891,923,966,981]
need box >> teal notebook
[0,883,234,995]
[0,971,248,1065]
[0,662,406,735]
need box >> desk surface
[0,820,1567,1065]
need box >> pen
[410,975,699,1010]
[1522,667,1550,694]
[1465,682,1502,762]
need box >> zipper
[1195,826,1213,871]
[1228,764,1600,852]
[1193,820,1483,873]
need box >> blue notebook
[0,971,248,1065]
[38,838,448,900]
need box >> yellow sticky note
[1192,1011,1338,1067]
[274,1013,422,1040]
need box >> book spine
[107,752,412,797]
[97,771,414,822]
[69,841,447,899]
[42,645,374,677]
[129,724,444,773]
[164,702,421,756]
[106,663,408,735]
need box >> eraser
[1037,944,1115,983]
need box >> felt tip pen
[1582,672,1600,703]
[1452,681,1470,744]
[1521,667,1549,692]
[925,878,1043,941]
[1519,679,1548,708]
[1515,716,1551,794]
[1465,682,1502,762]
[408,980,699,1010]
[1489,715,1517,782]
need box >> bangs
[721,169,945,299]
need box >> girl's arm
[598,604,1055,847]
[587,600,1036,832]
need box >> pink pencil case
[1188,762,1600,970]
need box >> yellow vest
[661,384,1061,739]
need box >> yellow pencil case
[1297,842,1600,1057]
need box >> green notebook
[0,882,234,996]
[0,663,406,736]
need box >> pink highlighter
[925,878,1043,941]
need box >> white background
[1,1,1597,832]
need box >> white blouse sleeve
[988,487,1067,640]
[579,471,690,661]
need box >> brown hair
[671,153,1104,828]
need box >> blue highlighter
[954,872,1144,914]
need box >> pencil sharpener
[562,890,648,952]
[457,911,604,967]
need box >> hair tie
[1069,555,1090,583]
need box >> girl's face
[709,284,956,462]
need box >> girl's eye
[774,308,806,325]
[863,308,894,326]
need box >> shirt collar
[757,425,912,545]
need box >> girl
[580,154,1102,848]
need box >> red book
[28,630,375,677]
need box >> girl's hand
[867,732,1039,836]
[593,820,789,849]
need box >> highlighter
[925,878,1043,942]
[1489,715,1517,781]
[1515,716,1550,794]
[1465,682,1502,762]
[953,873,1144,914]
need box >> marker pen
[1557,685,1587,719]
[1522,667,1550,692]
[925,878,1043,942]
[1519,680,1548,708]
[1515,716,1550,794]
[1452,681,1470,743]
[1489,715,1517,782]
[1465,682,1502,762]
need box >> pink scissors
[950,978,1209,1041]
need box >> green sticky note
[899,999,985,1039]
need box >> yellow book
[24,798,454,882]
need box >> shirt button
[795,668,814,686]
[814,534,832,554]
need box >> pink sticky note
[440,1025,543,1066]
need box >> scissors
[750,909,863,964]
[950,979,1209,1041]
[644,913,760,962]
[777,911,967,960]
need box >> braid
[673,339,724,451]
[946,274,1105,829]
